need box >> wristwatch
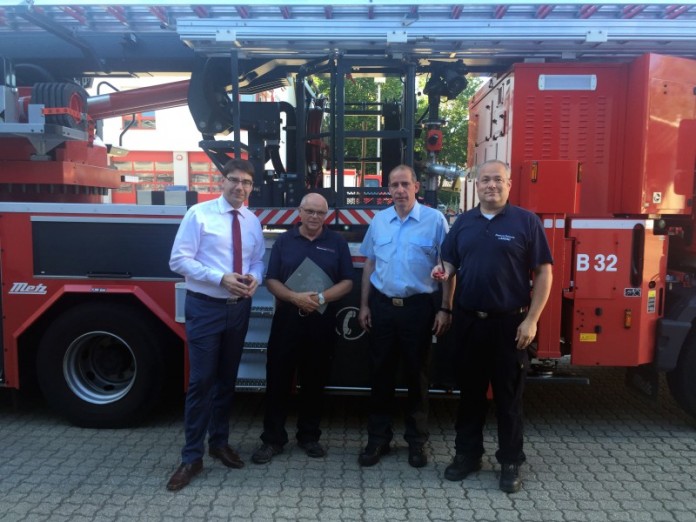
[317,292,326,305]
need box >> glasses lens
[302,208,326,217]
[227,176,252,187]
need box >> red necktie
[232,209,242,274]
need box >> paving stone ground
[1,366,695,522]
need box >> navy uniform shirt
[441,204,553,312]
[266,224,354,308]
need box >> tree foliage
[309,70,483,208]
[419,76,483,208]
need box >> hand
[243,274,258,297]
[515,317,537,350]
[431,265,448,281]
[292,291,319,314]
[221,272,256,298]
[432,310,452,336]
[358,305,371,332]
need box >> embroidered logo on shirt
[495,233,515,242]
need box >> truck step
[526,369,590,385]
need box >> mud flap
[625,364,659,400]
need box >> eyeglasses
[301,207,328,218]
[477,176,507,185]
[225,175,254,188]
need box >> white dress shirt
[170,196,265,298]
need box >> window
[121,111,156,130]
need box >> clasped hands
[220,272,258,298]
[292,291,322,315]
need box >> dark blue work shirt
[266,224,354,298]
[441,204,553,312]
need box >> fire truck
[1,2,696,428]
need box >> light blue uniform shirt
[360,201,449,298]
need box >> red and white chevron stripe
[252,208,300,225]
[252,208,376,226]
[336,209,377,225]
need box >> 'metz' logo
[9,282,48,295]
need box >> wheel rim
[67,90,84,126]
[62,331,136,405]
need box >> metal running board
[526,371,590,385]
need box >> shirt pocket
[374,235,395,263]
[407,236,436,267]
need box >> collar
[218,196,246,216]
[292,222,327,241]
[388,200,421,223]
[476,202,509,218]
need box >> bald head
[300,192,329,211]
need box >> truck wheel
[36,303,166,428]
[666,332,696,419]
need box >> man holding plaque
[251,192,354,464]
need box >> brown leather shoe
[166,460,203,491]
[209,445,245,468]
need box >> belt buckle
[226,297,239,304]
[392,298,404,307]
[475,311,488,319]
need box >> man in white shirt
[166,158,265,491]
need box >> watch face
[318,293,325,305]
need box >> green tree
[415,76,483,209]
[309,69,482,208]
[432,77,483,168]
[311,75,403,176]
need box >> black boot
[499,463,522,493]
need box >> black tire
[666,331,696,419]
[32,82,87,131]
[36,302,166,428]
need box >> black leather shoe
[444,455,482,481]
[298,440,326,458]
[209,444,245,468]
[499,463,522,493]
[408,445,428,468]
[251,443,283,464]
[166,460,203,491]
[358,442,390,467]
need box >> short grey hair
[475,159,511,180]
[388,164,418,183]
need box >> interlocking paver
[2,367,696,521]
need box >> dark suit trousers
[181,295,251,464]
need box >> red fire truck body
[0,202,186,422]
[467,53,696,416]
[1,2,696,427]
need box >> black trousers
[261,304,336,446]
[366,291,435,447]
[453,309,528,465]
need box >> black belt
[460,307,528,319]
[187,290,247,305]
[374,289,432,307]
